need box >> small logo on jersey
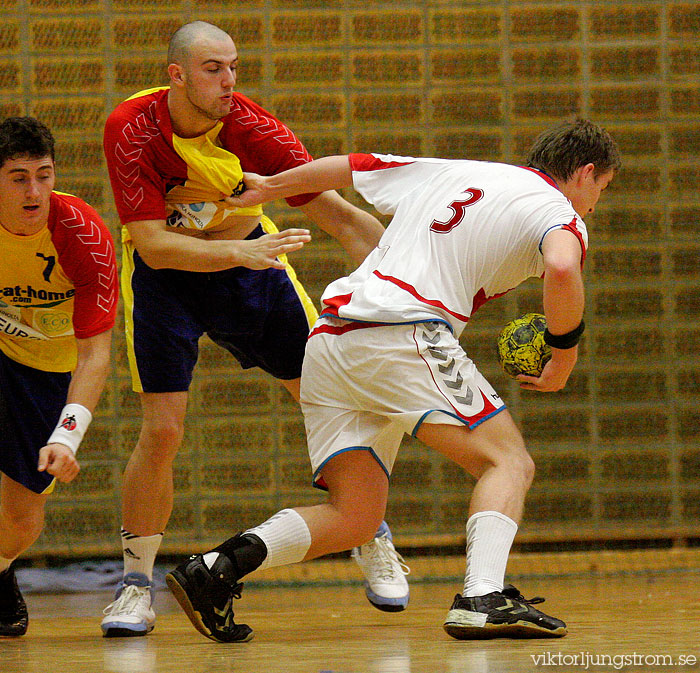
[60,414,77,431]
[0,308,47,340]
[37,311,71,336]
[36,253,56,282]
[166,211,187,228]
[230,179,246,197]
[166,202,218,230]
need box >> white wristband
[47,403,92,455]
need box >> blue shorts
[122,222,319,393]
[0,349,70,494]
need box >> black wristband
[544,320,585,349]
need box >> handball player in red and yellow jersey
[100,21,408,638]
[0,117,118,636]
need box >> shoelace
[364,534,411,581]
[103,584,151,616]
[502,585,545,605]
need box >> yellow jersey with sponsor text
[0,192,118,372]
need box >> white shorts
[300,318,505,488]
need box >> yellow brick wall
[0,1,698,556]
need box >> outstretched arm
[226,156,382,264]
[518,228,584,392]
[127,219,311,272]
[226,156,354,209]
[299,191,384,265]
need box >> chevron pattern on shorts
[420,322,473,406]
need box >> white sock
[462,511,518,597]
[121,528,163,580]
[0,556,14,574]
[245,509,312,571]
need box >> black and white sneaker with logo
[443,584,567,639]
[166,552,253,643]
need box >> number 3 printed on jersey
[430,188,484,234]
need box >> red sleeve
[561,216,587,264]
[103,95,171,224]
[49,194,118,338]
[221,94,321,207]
[541,216,587,265]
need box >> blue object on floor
[15,561,167,594]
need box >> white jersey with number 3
[319,153,587,335]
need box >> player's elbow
[134,244,169,270]
[543,257,580,285]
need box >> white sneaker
[101,572,156,637]
[352,521,410,612]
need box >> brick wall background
[1,0,698,556]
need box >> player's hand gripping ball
[497,313,552,378]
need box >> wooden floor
[1,572,698,673]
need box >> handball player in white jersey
[166,118,620,642]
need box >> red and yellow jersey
[0,191,118,372]
[103,87,319,238]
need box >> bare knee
[0,506,45,557]
[320,450,390,548]
[496,441,535,486]
[517,449,536,489]
[474,441,535,488]
[329,494,386,547]
[136,418,184,464]
[351,512,385,546]
[136,392,187,466]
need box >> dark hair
[526,118,621,183]
[0,116,55,169]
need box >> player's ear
[168,63,185,85]
[576,163,595,184]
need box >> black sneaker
[165,553,253,643]
[0,565,28,637]
[443,584,567,639]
